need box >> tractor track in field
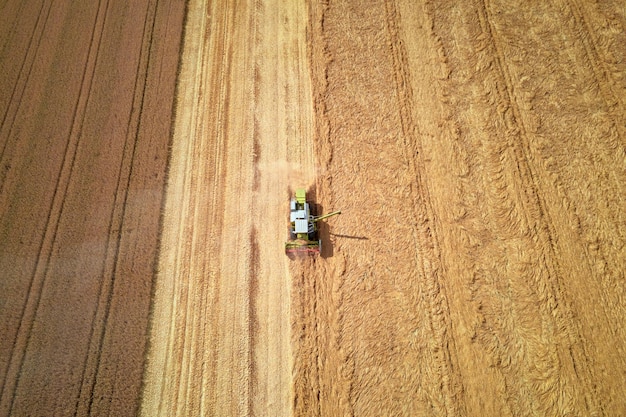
[567,0,626,133]
[0,0,53,162]
[385,0,465,413]
[2,2,111,412]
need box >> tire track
[247,229,260,417]
[479,0,600,410]
[383,0,465,415]
[472,0,603,412]
[566,0,626,142]
[0,0,32,128]
[419,0,601,414]
[485,0,626,404]
[0,0,48,131]
[0,0,53,188]
[74,0,158,414]
[485,1,626,410]
[0,2,108,414]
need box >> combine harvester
[285,189,341,255]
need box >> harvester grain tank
[285,189,341,255]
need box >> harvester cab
[285,189,341,255]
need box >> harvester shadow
[329,233,369,240]
[323,233,368,258]
[318,220,334,259]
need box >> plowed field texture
[1,0,625,416]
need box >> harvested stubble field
[1,0,625,416]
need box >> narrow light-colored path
[140,0,314,415]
